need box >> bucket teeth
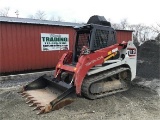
[33,107,38,111]
[29,103,36,107]
[33,101,40,104]
[22,95,27,98]
[25,96,34,101]
[20,92,27,96]
[22,94,31,98]
[26,100,32,104]
[18,90,25,93]
[33,106,41,111]
[20,93,24,95]
[26,99,35,104]
[37,108,45,115]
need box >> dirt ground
[0,79,160,120]
[0,41,160,120]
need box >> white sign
[41,33,69,51]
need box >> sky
[0,0,160,26]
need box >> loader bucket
[19,75,75,114]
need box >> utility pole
[15,10,19,18]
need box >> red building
[0,17,133,73]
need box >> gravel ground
[0,78,160,120]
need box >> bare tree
[155,33,160,42]
[50,16,55,21]
[57,16,64,22]
[35,10,46,20]
[28,15,35,19]
[143,26,155,41]
[120,19,128,29]
[151,23,160,33]
[129,24,156,43]
[28,10,46,20]
[0,7,10,16]
[49,15,64,22]
[112,23,121,29]
[112,19,128,30]
[129,24,144,42]
[128,24,140,46]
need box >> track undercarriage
[82,67,131,99]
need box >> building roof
[0,16,134,32]
[115,29,134,32]
[0,16,83,27]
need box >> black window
[77,33,90,48]
[94,29,109,50]
[108,31,116,46]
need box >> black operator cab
[73,15,117,62]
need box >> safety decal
[127,48,136,57]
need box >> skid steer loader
[19,15,137,114]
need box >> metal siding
[116,30,132,43]
[0,22,1,72]
[34,24,40,69]
[17,24,22,71]
[0,23,3,72]
[1,23,8,72]
[0,22,75,73]
[25,24,33,70]
[7,23,14,71]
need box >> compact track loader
[19,15,137,114]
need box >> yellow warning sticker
[108,51,112,55]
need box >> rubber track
[81,67,130,99]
